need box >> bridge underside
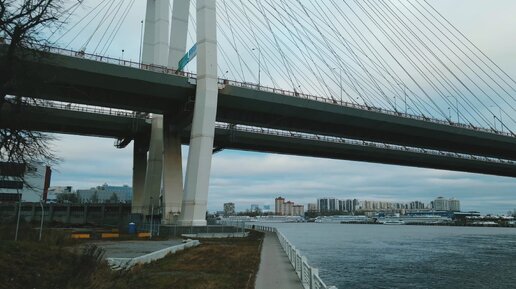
[2,104,515,178]
[2,48,516,161]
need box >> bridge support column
[132,137,148,214]
[142,116,163,215]
[179,0,218,226]
[142,0,170,66]
[169,0,191,67]
[162,115,184,224]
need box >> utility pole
[14,189,21,241]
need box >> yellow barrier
[137,232,151,238]
[101,233,120,239]
[71,233,91,239]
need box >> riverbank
[0,224,263,289]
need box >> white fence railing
[247,224,337,289]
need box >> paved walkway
[255,232,304,289]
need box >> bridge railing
[215,123,516,166]
[7,42,512,138]
[8,94,515,165]
[14,98,148,120]
[244,224,337,289]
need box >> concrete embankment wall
[0,203,132,227]
[249,224,337,289]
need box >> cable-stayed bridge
[2,0,516,225]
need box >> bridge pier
[142,116,163,215]
[162,115,184,224]
[178,0,218,226]
[139,0,171,219]
[132,137,148,214]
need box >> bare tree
[0,0,69,181]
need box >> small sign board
[178,43,198,71]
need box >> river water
[264,223,516,289]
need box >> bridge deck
[2,103,515,178]
[2,45,516,161]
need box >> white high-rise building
[0,162,51,202]
[449,199,460,212]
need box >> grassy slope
[0,227,263,289]
[93,230,264,289]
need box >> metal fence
[248,224,337,289]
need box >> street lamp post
[447,95,459,123]
[39,200,44,241]
[396,82,408,114]
[252,48,261,86]
[489,106,500,131]
[499,108,503,132]
[333,67,343,103]
[139,20,144,64]
[14,189,21,241]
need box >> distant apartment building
[307,203,317,212]
[433,197,448,211]
[283,201,294,215]
[432,197,460,212]
[293,205,305,216]
[318,197,337,212]
[449,199,460,212]
[77,183,132,203]
[275,197,285,215]
[274,196,304,216]
[223,202,235,216]
[409,201,425,210]
[0,162,51,203]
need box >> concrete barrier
[106,240,200,270]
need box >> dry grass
[0,227,264,289]
[93,230,264,289]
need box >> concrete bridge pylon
[178,0,218,226]
[137,0,217,226]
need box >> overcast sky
[47,0,516,214]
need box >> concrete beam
[179,0,218,226]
